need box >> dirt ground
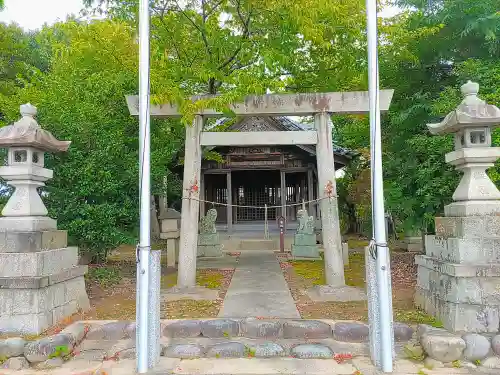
[19,246,237,338]
[8,242,438,339]
[82,250,237,320]
[279,250,442,327]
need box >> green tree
[1,20,184,261]
[381,1,499,233]
[1,0,373,259]
[317,1,499,236]
[83,0,368,112]
[0,23,48,119]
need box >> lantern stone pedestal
[0,104,89,335]
[415,82,500,333]
[404,236,424,253]
[159,209,181,268]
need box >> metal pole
[137,0,151,372]
[366,0,394,372]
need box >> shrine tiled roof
[273,116,357,159]
[210,115,357,160]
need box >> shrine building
[198,116,355,234]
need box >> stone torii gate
[126,90,394,291]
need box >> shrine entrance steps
[216,222,317,252]
[237,239,277,251]
[53,319,478,375]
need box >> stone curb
[0,322,90,371]
[416,324,500,371]
[72,318,414,342]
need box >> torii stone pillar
[177,115,203,288]
[306,113,366,302]
[0,104,89,334]
[315,112,345,286]
[415,81,500,332]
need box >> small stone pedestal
[159,208,181,268]
[291,206,320,259]
[0,104,89,335]
[415,82,500,333]
[197,209,222,257]
[404,236,423,253]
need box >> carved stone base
[291,233,319,258]
[0,273,89,335]
[291,245,320,258]
[416,254,500,332]
[444,200,500,217]
[0,216,56,232]
[198,233,223,257]
[198,244,223,257]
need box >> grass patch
[85,265,122,288]
[290,252,365,288]
[394,309,444,328]
[290,260,325,285]
[344,253,365,287]
[161,273,178,289]
[347,239,370,249]
[160,270,226,289]
[107,243,168,262]
[197,270,225,289]
[287,252,443,326]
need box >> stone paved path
[218,251,300,318]
[49,358,487,375]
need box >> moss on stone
[395,309,444,328]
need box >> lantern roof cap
[0,104,71,152]
[427,81,500,135]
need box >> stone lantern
[0,104,89,335]
[427,80,500,215]
[415,82,500,333]
[0,104,70,230]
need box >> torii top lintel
[125,90,394,118]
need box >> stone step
[141,358,477,375]
[148,358,357,375]
[238,239,278,251]
[44,357,485,375]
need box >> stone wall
[0,231,89,334]
[417,324,500,370]
[415,216,500,333]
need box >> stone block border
[1,318,413,371]
[0,322,89,371]
[0,319,416,371]
[82,318,414,342]
[416,324,500,370]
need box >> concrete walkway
[218,251,300,318]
